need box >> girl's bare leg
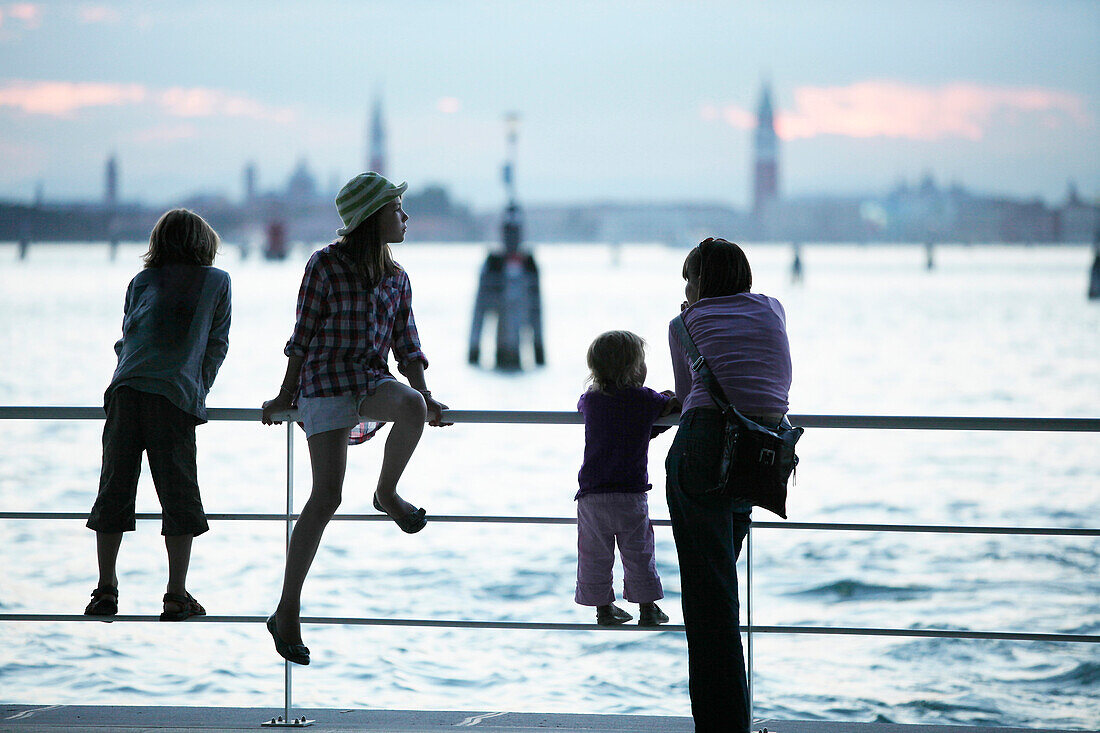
[273,427,350,644]
[359,381,427,517]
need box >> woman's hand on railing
[261,394,294,425]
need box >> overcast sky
[0,0,1097,210]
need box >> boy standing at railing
[84,209,231,622]
[575,330,678,626]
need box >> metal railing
[2,405,1098,728]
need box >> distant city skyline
[0,0,1097,210]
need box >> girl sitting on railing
[85,209,232,622]
[260,172,449,666]
[574,330,678,627]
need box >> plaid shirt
[285,244,428,441]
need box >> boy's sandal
[159,591,206,622]
[266,615,310,665]
[373,493,427,534]
[84,586,118,617]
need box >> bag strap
[672,314,741,420]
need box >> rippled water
[1,242,1098,728]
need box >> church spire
[752,81,779,217]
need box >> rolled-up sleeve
[202,275,232,391]
[285,255,327,358]
[113,279,134,359]
[391,271,428,373]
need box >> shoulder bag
[671,314,803,518]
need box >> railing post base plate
[261,715,313,727]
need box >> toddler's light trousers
[575,492,663,606]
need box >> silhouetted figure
[264,221,288,260]
[468,204,545,369]
[1088,237,1100,301]
[17,212,30,260]
[791,243,803,284]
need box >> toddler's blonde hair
[586,330,647,392]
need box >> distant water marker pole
[468,113,546,370]
[1089,231,1100,301]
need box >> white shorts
[297,381,394,439]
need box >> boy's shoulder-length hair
[143,208,220,268]
[586,329,647,393]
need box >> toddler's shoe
[638,602,669,627]
[596,603,632,626]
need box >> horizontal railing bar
[752,521,1100,536]
[1,406,1098,432]
[3,511,1097,536]
[1,613,1094,643]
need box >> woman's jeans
[666,408,752,733]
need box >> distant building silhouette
[105,155,118,207]
[286,159,317,201]
[369,93,387,176]
[752,83,778,219]
[243,162,257,203]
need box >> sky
[0,0,1098,211]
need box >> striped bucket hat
[335,172,408,236]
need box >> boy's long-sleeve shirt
[107,264,232,423]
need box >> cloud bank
[704,81,1092,141]
[0,80,295,122]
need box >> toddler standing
[85,209,231,621]
[576,330,678,625]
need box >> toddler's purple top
[669,293,792,415]
[576,386,673,499]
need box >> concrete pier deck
[0,705,1078,732]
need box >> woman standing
[261,172,448,665]
[665,238,792,732]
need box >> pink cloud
[0,80,145,116]
[7,3,41,28]
[157,87,295,122]
[709,81,1092,141]
[79,5,121,24]
[0,80,296,123]
[436,96,461,114]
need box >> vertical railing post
[263,420,311,726]
[746,525,754,727]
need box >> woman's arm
[261,355,304,425]
[669,323,692,404]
